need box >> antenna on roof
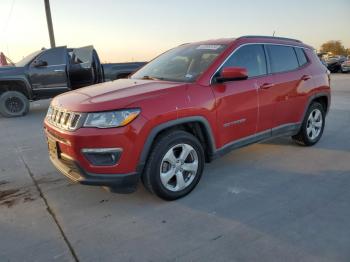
[272,31,276,37]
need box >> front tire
[142,130,205,200]
[0,91,29,117]
[292,102,325,146]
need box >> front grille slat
[70,114,81,129]
[47,106,82,131]
[64,113,70,125]
[52,109,58,122]
[58,112,64,125]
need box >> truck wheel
[142,130,205,200]
[292,102,325,146]
[0,91,30,117]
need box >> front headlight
[83,109,140,128]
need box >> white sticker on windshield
[196,45,222,50]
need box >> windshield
[15,50,43,67]
[131,44,227,82]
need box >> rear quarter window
[294,47,308,66]
[266,45,299,73]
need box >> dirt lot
[0,74,349,262]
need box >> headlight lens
[84,109,140,128]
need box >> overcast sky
[1,0,349,63]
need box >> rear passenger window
[222,44,267,77]
[294,48,308,66]
[266,45,299,73]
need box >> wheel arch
[0,78,33,99]
[137,116,216,174]
[301,92,330,121]
[312,95,329,114]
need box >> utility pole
[44,0,56,48]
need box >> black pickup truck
[0,46,146,117]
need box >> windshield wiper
[141,75,163,80]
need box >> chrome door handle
[260,83,274,89]
[54,69,65,72]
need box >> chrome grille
[46,106,82,131]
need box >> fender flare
[301,92,331,122]
[136,116,217,173]
[0,77,33,99]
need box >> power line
[1,0,16,53]
[1,0,16,34]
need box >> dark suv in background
[44,35,330,200]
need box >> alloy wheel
[5,96,24,113]
[306,108,323,140]
[160,143,199,192]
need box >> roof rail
[238,35,302,43]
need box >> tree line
[320,41,349,56]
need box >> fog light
[82,148,122,166]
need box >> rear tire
[292,102,325,146]
[142,130,205,201]
[0,91,29,117]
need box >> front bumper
[49,152,139,193]
[44,114,149,193]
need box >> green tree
[320,40,347,56]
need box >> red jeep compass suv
[44,36,330,200]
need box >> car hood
[52,78,187,112]
[0,66,24,76]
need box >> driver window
[32,48,65,67]
[222,44,267,77]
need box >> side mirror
[33,59,48,67]
[216,67,248,82]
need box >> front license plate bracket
[48,138,60,159]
